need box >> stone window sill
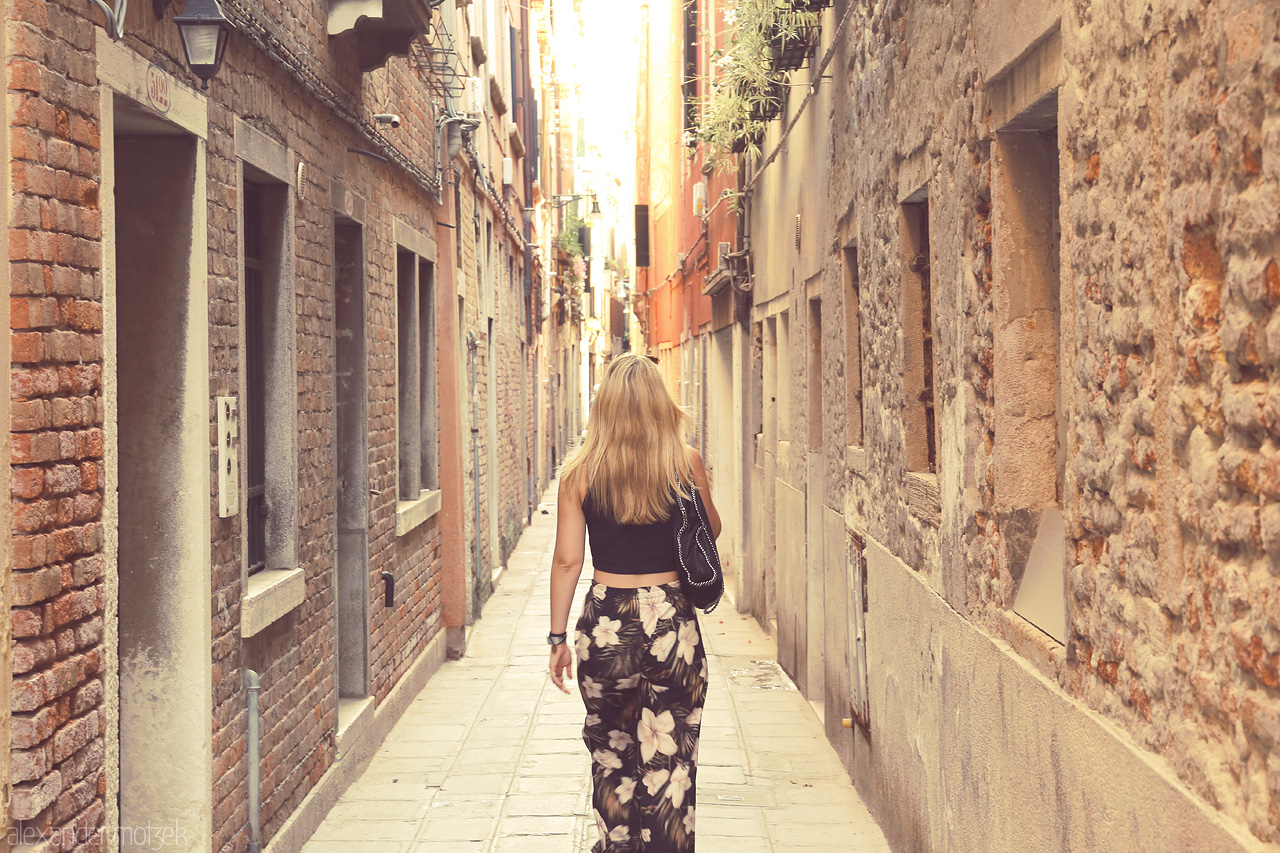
[336,696,375,758]
[241,567,305,638]
[396,489,442,537]
[994,607,1066,683]
[847,445,867,475]
[906,472,940,526]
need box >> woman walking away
[548,354,722,853]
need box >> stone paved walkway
[302,486,891,853]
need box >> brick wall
[6,0,480,849]
[7,0,108,841]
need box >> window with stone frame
[241,175,295,575]
[992,91,1066,644]
[844,244,863,446]
[901,195,936,475]
[397,251,439,502]
[808,297,823,449]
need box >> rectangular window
[777,312,792,439]
[244,183,267,573]
[844,244,863,446]
[763,318,777,447]
[418,259,438,491]
[994,96,1066,644]
[397,251,438,501]
[241,178,295,576]
[808,297,822,449]
[901,197,936,474]
[682,0,698,135]
[847,530,869,734]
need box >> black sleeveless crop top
[582,492,679,575]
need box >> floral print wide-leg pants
[575,581,707,852]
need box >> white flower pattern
[636,586,677,635]
[608,729,634,751]
[575,631,591,662]
[593,749,623,776]
[615,775,636,804]
[677,620,700,665]
[667,762,693,808]
[637,708,678,764]
[642,767,670,796]
[582,676,604,700]
[650,629,677,662]
[592,616,622,647]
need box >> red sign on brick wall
[147,64,171,113]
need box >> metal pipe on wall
[246,669,262,853]
[468,331,483,606]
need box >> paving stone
[304,842,407,853]
[417,817,499,842]
[501,793,582,816]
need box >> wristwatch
[547,632,568,646]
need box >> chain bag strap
[673,475,724,612]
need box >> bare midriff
[592,569,680,588]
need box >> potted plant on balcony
[744,77,785,121]
[765,6,818,72]
[728,124,766,154]
[699,68,768,166]
[694,3,780,169]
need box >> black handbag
[673,477,724,613]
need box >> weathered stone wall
[737,0,1280,846]
[1059,2,1280,840]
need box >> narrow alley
[302,488,890,853]
[5,0,1280,849]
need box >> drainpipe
[246,669,262,853]
[468,331,483,600]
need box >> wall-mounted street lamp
[528,194,604,223]
[173,0,234,89]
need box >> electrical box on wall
[502,157,514,187]
[467,76,485,116]
[217,396,239,518]
[692,180,707,217]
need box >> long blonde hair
[561,354,694,524]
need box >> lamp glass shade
[180,23,223,66]
[174,0,232,86]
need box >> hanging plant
[555,210,587,282]
[766,7,818,72]
[695,0,778,170]
[745,77,785,121]
[728,125,766,154]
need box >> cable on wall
[220,0,442,195]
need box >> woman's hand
[549,643,573,694]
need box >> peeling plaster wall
[863,536,1267,853]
